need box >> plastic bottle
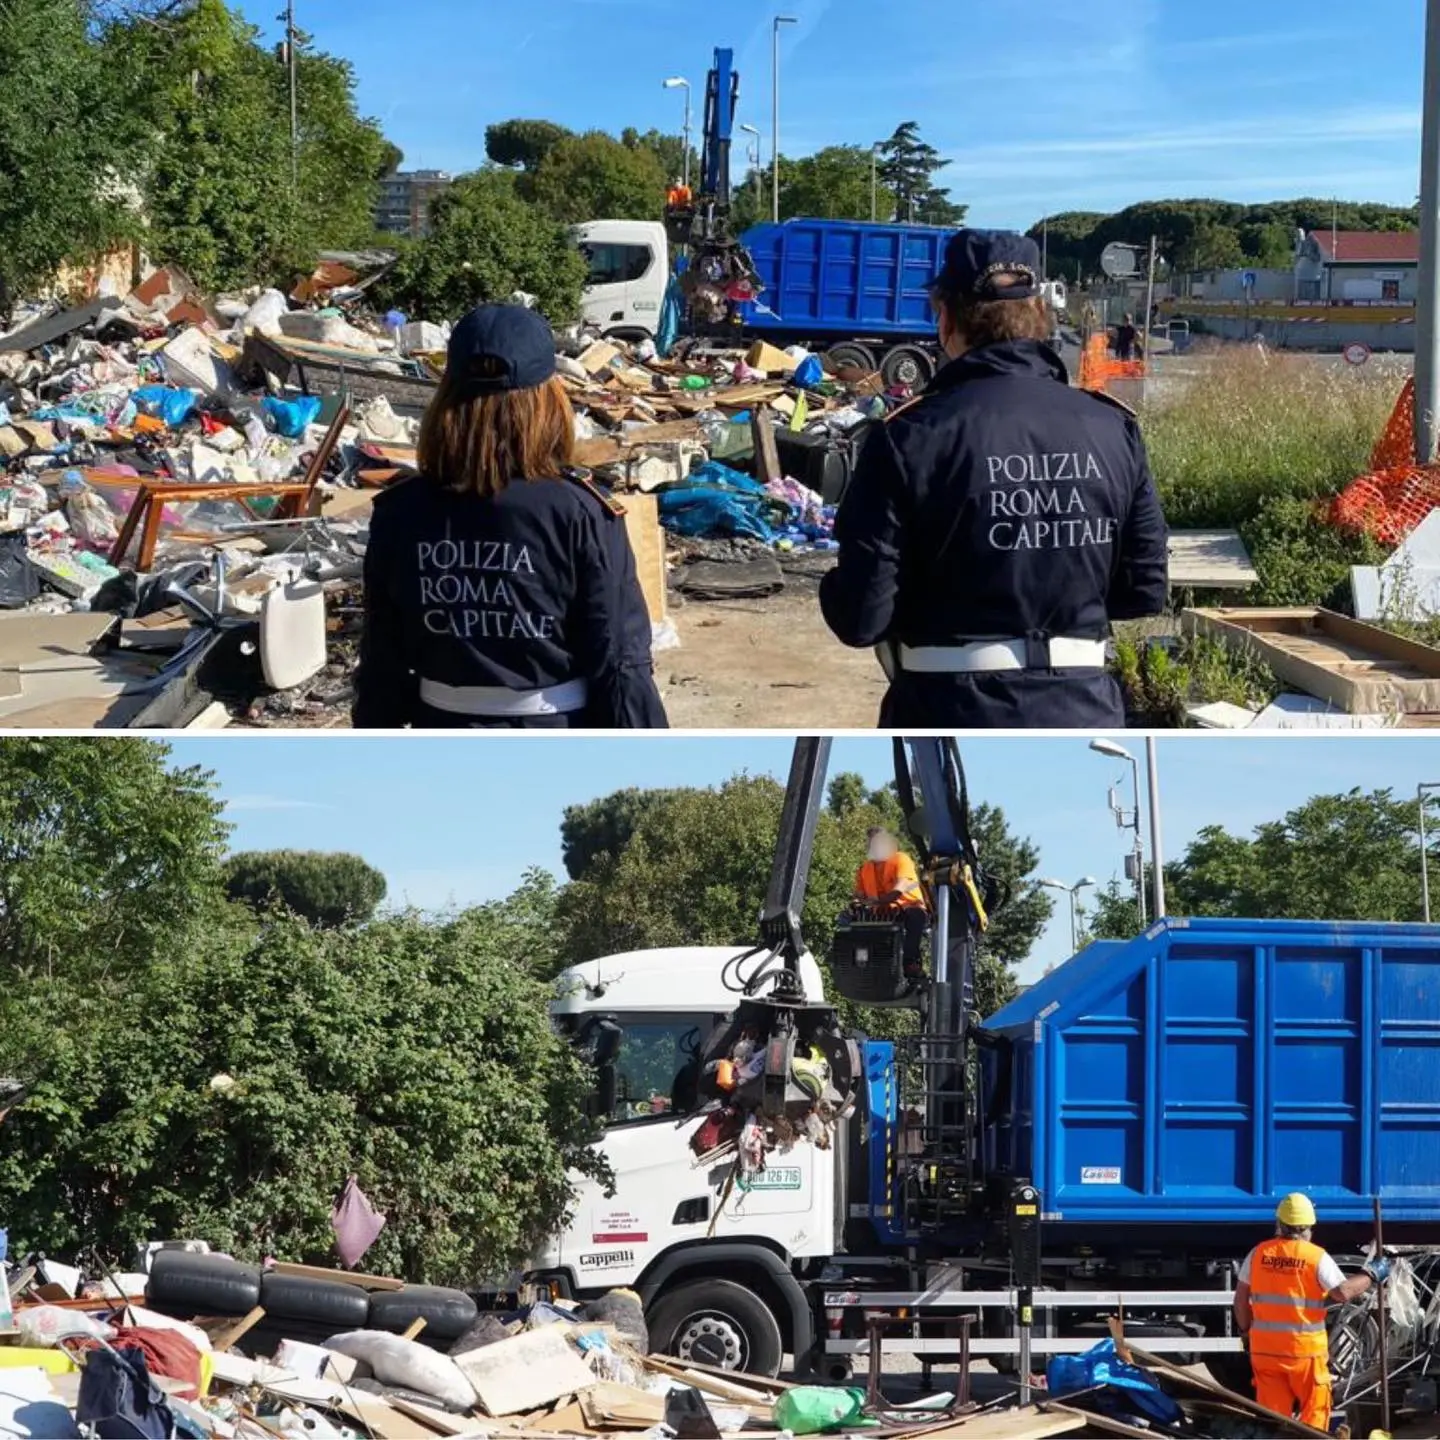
[680,375,710,391]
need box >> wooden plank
[752,408,782,486]
[386,1398,487,1437]
[643,1357,768,1404]
[1041,1404,1154,1440]
[212,1305,265,1352]
[902,1408,1084,1440]
[271,1262,405,1291]
[333,1394,452,1440]
[1166,529,1259,590]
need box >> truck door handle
[673,1197,711,1225]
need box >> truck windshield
[583,243,654,287]
[570,1012,707,1126]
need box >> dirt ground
[660,559,887,730]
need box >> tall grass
[1142,349,1402,529]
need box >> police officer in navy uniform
[820,230,1168,729]
[354,304,668,729]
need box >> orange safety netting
[1077,333,1146,392]
[1329,378,1440,545]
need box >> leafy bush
[1238,494,1387,607]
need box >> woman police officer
[354,304,668,729]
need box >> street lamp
[1418,784,1440,921]
[771,15,798,224]
[870,141,882,222]
[1039,876,1098,954]
[740,123,763,211]
[662,77,692,191]
[1090,739,1146,928]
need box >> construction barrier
[1330,377,1440,545]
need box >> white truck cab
[541,945,836,1374]
[571,221,670,340]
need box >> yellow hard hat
[1277,1192,1317,1227]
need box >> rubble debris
[0,257,923,729]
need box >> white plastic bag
[17,1304,115,1347]
[322,1331,475,1411]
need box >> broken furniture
[239,331,439,413]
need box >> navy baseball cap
[446,303,556,394]
[932,229,1042,301]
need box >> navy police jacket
[820,340,1168,657]
[354,471,668,729]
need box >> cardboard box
[746,340,798,376]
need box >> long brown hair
[417,371,576,497]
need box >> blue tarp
[656,277,684,359]
[1046,1339,1184,1429]
[657,460,778,543]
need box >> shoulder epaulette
[1082,388,1138,418]
[563,467,627,518]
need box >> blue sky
[237,0,1424,229]
[167,735,1436,982]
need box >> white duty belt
[418,677,589,717]
[897,638,1107,674]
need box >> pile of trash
[0,255,909,727]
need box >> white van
[572,221,669,339]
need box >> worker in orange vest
[1234,1192,1390,1431]
[666,181,692,210]
[852,827,930,982]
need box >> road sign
[1100,243,1139,280]
[1242,270,1257,290]
[1344,342,1372,366]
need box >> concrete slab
[1168,530,1259,590]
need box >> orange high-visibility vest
[1246,1237,1331,1359]
[855,854,927,910]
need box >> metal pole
[1416,0,1440,462]
[1141,233,1157,400]
[682,85,692,192]
[1042,218,1049,279]
[287,0,298,190]
[870,145,877,222]
[1374,1195,1391,1435]
[1146,738,1165,919]
[1068,889,1079,954]
[1131,756,1146,929]
[1421,785,1433,923]
[771,19,781,224]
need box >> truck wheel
[647,1278,785,1377]
[880,346,933,389]
[825,342,877,375]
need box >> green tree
[556,772,1050,1021]
[103,0,388,290]
[0,0,135,316]
[0,899,605,1282]
[1088,788,1430,942]
[778,146,892,222]
[621,127,697,188]
[485,118,572,173]
[223,850,388,928]
[530,131,668,224]
[0,737,229,994]
[378,169,586,322]
[1177,219,1247,272]
[876,121,957,224]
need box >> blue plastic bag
[131,385,197,428]
[658,488,775,543]
[262,394,323,439]
[1046,1339,1183,1428]
[793,354,825,389]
